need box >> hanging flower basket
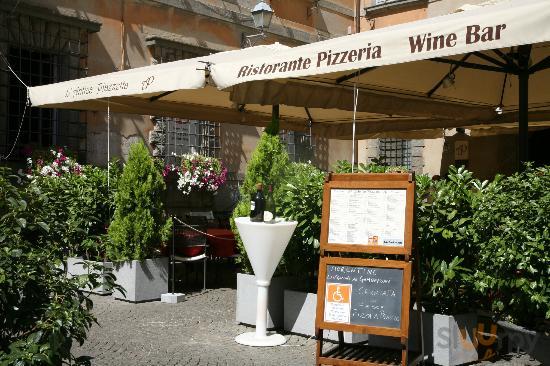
[163,153,227,195]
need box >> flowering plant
[164,153,227,195]
[26,147,82,178]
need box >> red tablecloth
[206,228,237,258]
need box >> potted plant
[471,166,550,365]
[26,148,119,295]
[413,167,482,366]
[163,153,227,213]
[107,141,172,302]
[231,131,294,328]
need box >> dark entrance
[529,128,550,167]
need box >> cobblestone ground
[74,288,541,366]
[73,289,316,366]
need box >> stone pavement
[73,288,316,366]
[74,288,541,366]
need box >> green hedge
[242,158,549,328]
[30,162,120,260]
[340,163,550,327]
[0,167,118,365]
[472,166,550,326]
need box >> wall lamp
[242,1,274,48]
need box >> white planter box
[371,311,478,365]
[283,290,368,343]
[111,257,169,302]
[66,257,113,295]
[236,273,295,329]
[422,312,478,366]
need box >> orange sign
[368,235,379,245]
[327,283,351,303]
[324,283,352,323]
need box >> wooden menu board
[315,173,420,366]
[316,257,412,338]
[320,173,415,256]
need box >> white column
[255,283,269,339]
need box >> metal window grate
[378,138,411,168]
[149,44,220,164]
[161,118,220,166]
[280,130,315,164]
[0,10,88,162]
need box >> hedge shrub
[107,141,172,261]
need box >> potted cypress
[107,141,172,302]
[231,130,295,328]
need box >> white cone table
[234,217,297,347]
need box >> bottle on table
[250,183,265,222]
[264,184,276,223]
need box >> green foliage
[0,167,119,365]
[107,141,172,261]
[334,159,408,174]
[30,161,120,260]
[472,166,550,326]
[416,166,484,314]
[277,163,325,280]
[231,132,290,272]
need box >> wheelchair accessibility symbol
[324,283,352,323]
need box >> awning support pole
[518,71,528,169]
[266,104,279,136]
[518,45,531,170]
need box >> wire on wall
[0,50,29,160]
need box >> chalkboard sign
[320,173,415,256]
[316,257,412,337]
[324,264,403,329]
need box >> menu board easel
[315,173,422,366]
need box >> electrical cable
[0,50,29,160]
[1,93,29,160]
[0,50,28,88]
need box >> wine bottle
[264,185,276,223]
[250,183,265,222]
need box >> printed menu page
[327,189,406,246]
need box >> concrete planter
[236,273,296,329]
[283,290,368,343]
[67,257,113,295]
[369,311,478,365]
[111,257,169,302]
[498,321,550,365]
[420,312,478,366]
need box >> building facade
[1,0,358,211]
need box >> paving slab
[73,288,316,366]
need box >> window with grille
[148,41,220,163]
[378,138,411,169]
[280,130,315,164]
[0,10,89,162]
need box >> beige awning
[28,0,550,139]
